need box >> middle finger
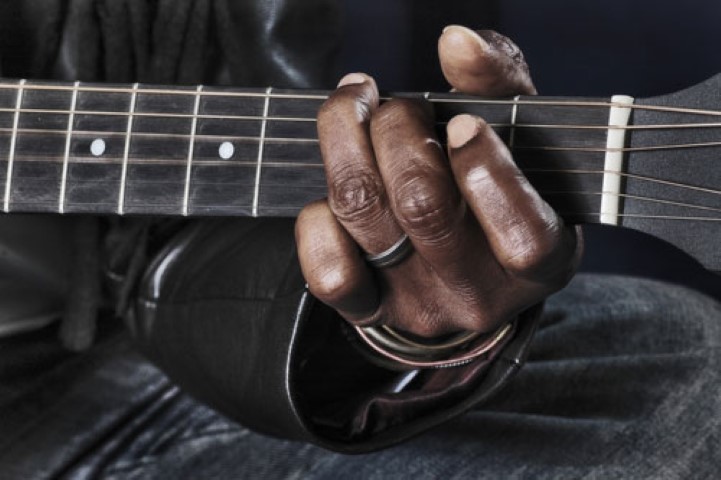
[370,98,496,284]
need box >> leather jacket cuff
[129,219,544,453]
[292,296,543,452]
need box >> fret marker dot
[90,138,106,157]
[219,142,234,160]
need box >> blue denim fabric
[0,274,719,479]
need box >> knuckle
[409,304,446,337]
[329,168,384,223]
[295,199,324,224]
[318,88,373,127]
[410,306,496,336]
[371,98,427,134]
[502,219,567,278]
[464,310,496,332]
[294,208,312,243]
[393,174,459,241]
[409,320,445,338]
[307,263,357,306]
[480,30,526,66]
[295,200,329,241]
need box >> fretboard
[0,80,611,222]
[0,78,720,270]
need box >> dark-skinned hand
[295,26,582,338]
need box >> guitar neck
[0,80,610,222]
[1,77,720,271]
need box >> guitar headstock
[625,74,721,271]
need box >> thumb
[439,26,537,97]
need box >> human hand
[295,26,581,338]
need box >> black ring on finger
[365,234,414,269]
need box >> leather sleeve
[128,219,543,453]
[0,0,543,452]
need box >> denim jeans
[1,274,719,479]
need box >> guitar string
[178,186,720,214]
[10,197,719,223]
[522,169,721,198]
[1,125,721,154]
[540,191,721,214]
[4,105,721,132]
[3,158,718,214]
[0,87,718,216]
[4,145,721,202]
[140,190,721,215]
[2,82,721,118]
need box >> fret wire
[59,80,80,214]
[183,85,203,216]
[509,95,521,148]
[118,83,139,215]
[1,82,721,118]
[252,87,272,217]
[4,79,26,213]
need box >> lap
[2,274,719,479]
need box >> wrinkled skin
[296,26,582,337]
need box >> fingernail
[441,25,490,51]
[447,114,480,148]
[337,73,367,88]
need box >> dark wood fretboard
[0,80,611,220]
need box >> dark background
[340,0,721,299]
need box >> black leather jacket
[0,0,341,88]
[0,0,540,452]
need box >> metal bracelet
[354,322,515,369]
